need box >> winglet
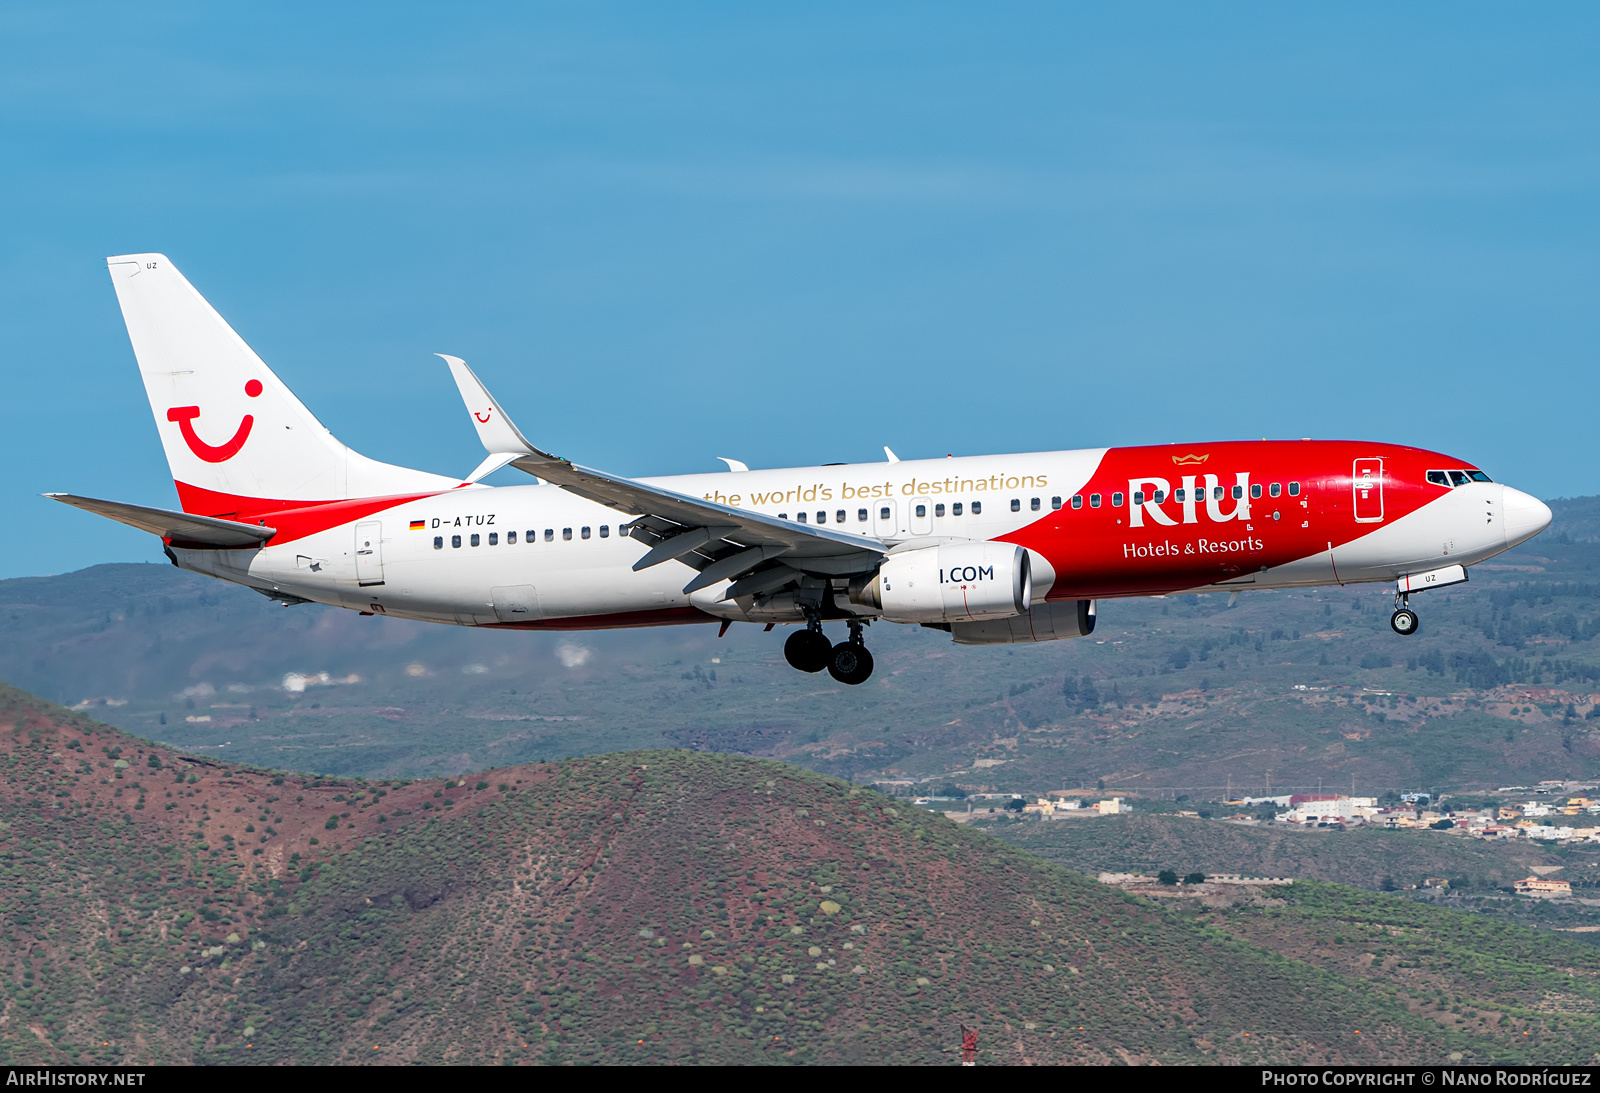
[717,457,750,473]
[884,446,900,464]
[438,354,561,482]
[439,354,536,454]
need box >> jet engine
[849,541,1030,623]
[949,598,1096,645]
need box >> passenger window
[779,513,788,520]
[1288,482,1301,496]
[836,509,846,523]
[452,535,461,548]
[935,504,945,517]
[1269,483,1281,498]
[544,529,554,542]
[1175,488,1187,503]
[797,512,807,523]
[507,531,517,544]
[915,504,926,518]
[433,536,443,550]
[971,501,982,515]
[1468,471,1492,483]
[879,506,891,520]
[1090,494,1102,509]
[488,532,498,545]
[470,533,480,547]
[1448,470,1470,487]
[952,503,963,516]
[1030,497,1041,511]
[1232,485,1243,500]
[1051,496,1062,510]
[1153,490,1166,503]
[1133,491,1144,505]
[581,527,591,539]
[1213,486,1224,500]
[1010,498,1021,512]
[562,528,572,540]
[858,508,868,522]
[1426,470,1449,486]
[816,511,826,524]
[525,530,534,543]
[1250,484,1262,499]
[600,525,610,538]
[1112,492,1124,507]
[1071,495,1083,509]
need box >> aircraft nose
[1502,486,1552,547]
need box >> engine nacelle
[949,598,1096,645]
[851,542,1030,623]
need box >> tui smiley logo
[167,379,262,463]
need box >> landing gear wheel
[828,641,874,685]
[784,628,833,673]
[1390,608,1420,636]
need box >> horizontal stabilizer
[45,493,275,548]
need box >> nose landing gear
[1390,592,1420,636]
[782,614,875,683]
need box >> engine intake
[850,542,1030,623]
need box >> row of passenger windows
[1427,469,1493,487]
[428,477,1316,550]
[434,525,612,549]
[1060,482,1303,509]
[778,502,997,523]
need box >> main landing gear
[783,614,874,685]
[1390,592,1420,637]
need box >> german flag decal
[409,519,426,531]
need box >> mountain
[7,683,1600,1065]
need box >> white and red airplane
[51,253,1552,685]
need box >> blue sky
[2,2,1597,577]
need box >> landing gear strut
[782,614,875,684]
[827,620,874,686]
[783,608,833,673]
[1390,592,1420,637]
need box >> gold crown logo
[1172,453,1209,466]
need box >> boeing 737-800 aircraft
[51,254,1553,685]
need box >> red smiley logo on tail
[474,410,493,423]
[167,379,263,463]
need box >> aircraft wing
[439,356,885,596]
[46,493,275,549]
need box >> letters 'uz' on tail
[107,254,456,511]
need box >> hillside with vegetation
[6,684,1600,1065]
[996,812,1565,892]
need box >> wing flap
[46,493,275,548]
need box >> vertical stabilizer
[106,254,457,510]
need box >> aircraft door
[355,521,385,586]
[909,496,933,536]
[1352,458,1384,523]
[873,500,898,538]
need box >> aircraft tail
[106,254,457,514]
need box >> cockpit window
[1448,470,1470,487]
[1468,470,1492,483]
[1426,470,1449,487]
